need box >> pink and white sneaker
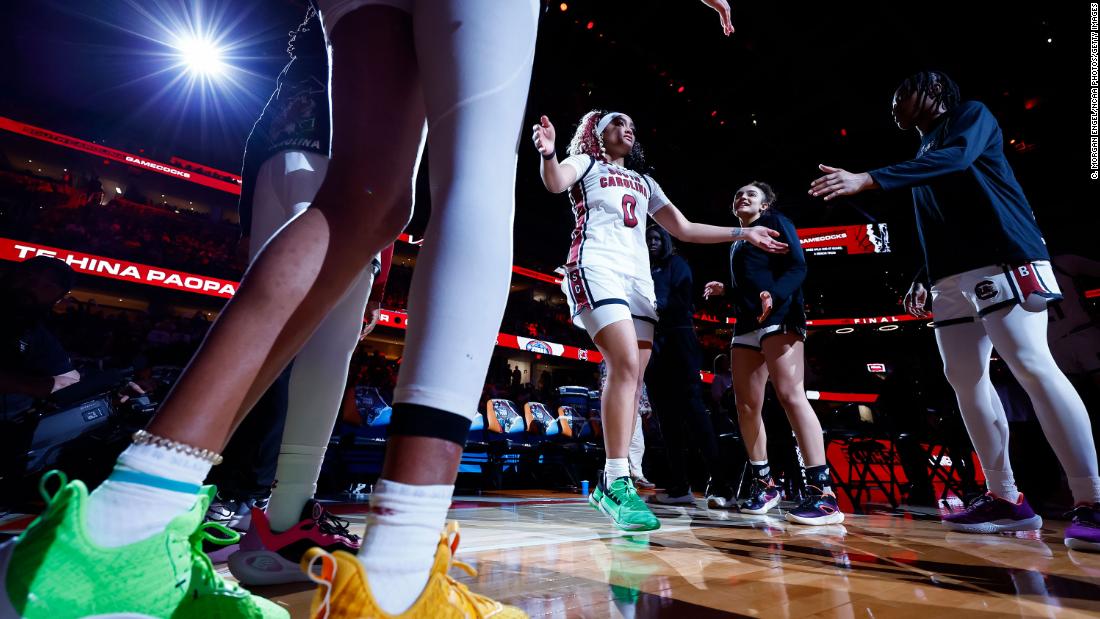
[227,500,360,585]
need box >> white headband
[595,112,625,136]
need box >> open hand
[757,291,773,322]
[744,226,788,253]
[809,164,876,201]
[361,302,381,340]
[531,115,556,158]
[703,281,725,299]
[904,282,930,318]
[700,0,734,35]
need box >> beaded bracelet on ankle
[131,429,224,465]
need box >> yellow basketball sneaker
[300,522,527,618]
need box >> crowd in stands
[2,169,592,347]
[44,295,408,404]
[503,291,589,348]
[3,175,245,280]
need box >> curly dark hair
[566,110,649,173]
[287,6,325,61]
[743,180,777,207]
[895,71,961,113]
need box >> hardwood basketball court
[220,492,1100,618]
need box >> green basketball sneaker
[0,471,288,619]
[588,475,660,531]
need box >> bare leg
[628,344,653,479]
[149,7,425,451]
[594,320,644,459]
[732,347,769,461]
[762,334,826,467]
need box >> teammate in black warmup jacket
[704,182,843,525]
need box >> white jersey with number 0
[560,154,670,280]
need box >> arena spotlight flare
[174,35,226,77]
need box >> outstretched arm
[810,102,998,200]
[866,102,998,190]
[699,0,734,35]
[651,203,788,253]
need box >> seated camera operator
[0,257,80,417]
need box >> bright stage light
[175,35,226,77]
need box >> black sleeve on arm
[768,217,807,304]
[651,266,670,314]
[868,102,998,191]
[727,243,735,290]
[672,256,694,301]
[743,259,777,298]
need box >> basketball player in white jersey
[533,110,787,530]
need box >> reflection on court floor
[229,491,1100,618]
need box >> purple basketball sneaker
[784,487,844,526]
[1064,503,1100,552]
[739,478,782,515]
[942,492,1042,533]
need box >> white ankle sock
[983,468,1020,503]
[85,442,211,547]
[357,479,453,615]
[604,458,630,481]
[267,444,327,532]
[1068,475,1100,505]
